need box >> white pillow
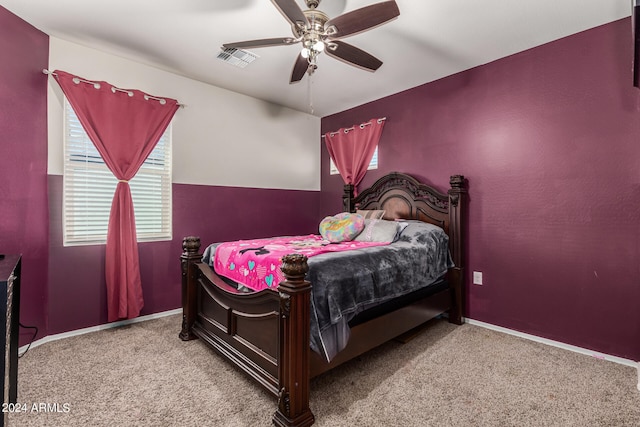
[354,219,400,243]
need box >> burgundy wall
[321,19,640,360]
[47,177,320,334]
[0,7,49,345]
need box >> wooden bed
[179,172,467,427]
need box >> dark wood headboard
[342,172,466,270]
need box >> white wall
[47,37,321,191]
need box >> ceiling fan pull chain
[308,73,314,115]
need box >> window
[329,146,378,175]
[63,99,172,246]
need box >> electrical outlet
[473,271,483,285]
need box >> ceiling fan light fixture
[223,0,400,83]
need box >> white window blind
[63,99,172,246]
[329,146,378,175]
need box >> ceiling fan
[222,0,400,83]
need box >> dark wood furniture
[180,172,466,427]
[0,255,20,427]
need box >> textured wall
[0,7,49,345]
[321,19,640,360]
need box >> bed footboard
[179,237,314,427]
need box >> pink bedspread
[213,235,388,291]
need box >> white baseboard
[465,318,637,368]
[19,308,182,355]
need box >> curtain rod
[43,69,185,108]
[321,117,386,138]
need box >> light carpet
[8,315,640,426]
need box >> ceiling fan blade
[223,37,298,50]
[326,1,400,39]
[271,0,308,28]
[325,41,383,72]
[290,53,309,84]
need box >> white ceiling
[1,0,631,117]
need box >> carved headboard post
[447,175,466,267]
[343,184,355,213]
[447,175,467,325]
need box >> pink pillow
[319,213,365,243]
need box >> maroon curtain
[53,70,179,321]
[324,118,385,195]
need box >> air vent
[217,47,258,68]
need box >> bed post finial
[280,253,309,280]
[450,174,464,190]
[180,236,202,341]
[182,236,201,254]
[343,184,355,212]
[273,254,315,427]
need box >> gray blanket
[202,221,453,362]
[306,221,453,361]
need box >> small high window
[329,146,378,175]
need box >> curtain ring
[72,77,101,89]
[111,87,134,97]
[144,94,167,105]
